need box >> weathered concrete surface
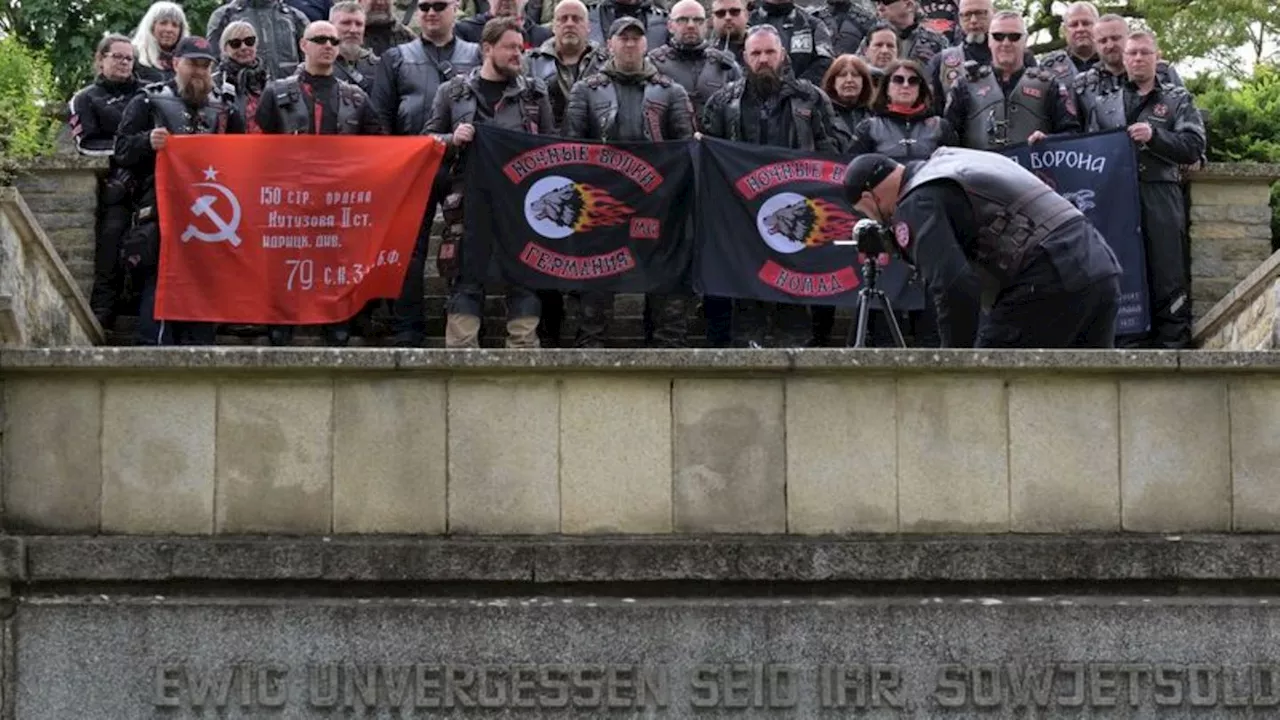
[16,594,1280,719]
[0,188,100,347]
[1195,249,1280,350]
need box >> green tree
[0,34,59,180]
[0,0,222,101]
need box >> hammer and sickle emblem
[182,182,243,247]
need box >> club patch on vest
[1153,103,1168,117]
[894,221,911,250]
[790,31,813,53]
[1022,85,1043,98]
[944,53,961,67]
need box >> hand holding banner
[155,135,446,324]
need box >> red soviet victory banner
[154,135,445,324]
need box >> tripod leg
[850,293,872,347]
[877,292,909,348]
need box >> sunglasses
[712,7,742,17]
[306,35,341,45]
[418,1,451,12]
[226,36,256,49]
[890,74,921,85]
[991,31,1023,42]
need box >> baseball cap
[843,153,899,201]
[608,17,645,38]
[174,36,218,61]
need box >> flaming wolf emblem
[529,182,634,232]
[763,198,856,248]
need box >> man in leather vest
[207,0,310,79]
[1037,1,1098,83]
[114,36,248,346]
[1074,13,1183,118]
[328,1,380,92]
[1087,30,1204,349]
[748,0,834,84]
[256,21,383,346]
[361,0,415,55]
[524,0,609,131]
[924,0,1030,112]
[372,0,481,345]
[810,0,876,57]
[588,0,669,49]
[944,11,1080,150]
[846,150,1121,348]
[456,0,551,46]
[565,17,696,348]
[867,0,947,66]
[649,0,741,118]
[702,25,844,348]
[709,0,748,65]
[425,16,555,348]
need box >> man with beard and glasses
[360,0,415,54]
[455,0,550,46]
[114,36,247,346]
[845,150,1121,348]
[373,0,480,345]
[864,0,947,66]
[565,17,696,348]
[1074,13,1183,115]
[207,0,310,79]
[425,16,555,348]
[588,0,670,49]
[649,0,740,347]
[944,11,1079,150]
[256,21,382,347]
[702,24,843,348]
[709,0,748,64]
[923,0,1032,111]
[523,0,608,346]
[1038,1,1098,83]
[324,1,380,92]
[810,0,876,57]
[1086,30,1204,349]
[748,0,834,84]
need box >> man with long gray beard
[565,17,695,348]
[702,25,843,348]
[426,16,555,348]
[360,0,414,55]
[114,36,247,346]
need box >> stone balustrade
[4,347,1280,536]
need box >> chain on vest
[901,147,1080,287]
[271,76,364,134]
[147,85,230,135]
[963,68,1053,149]
[864,115,943,161]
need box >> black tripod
[845,255,907,348]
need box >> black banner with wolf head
[463,125,693,292]
[694,137,919,309]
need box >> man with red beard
[425,16,555,348]
[114,36,247,346]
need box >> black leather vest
[647,43,739,116]
[962,66,1055,149]
[863,114,944,161]
[266,75,368,134]
[145,83,232,135]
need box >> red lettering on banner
[734,160,847,201]
[154,135,446,324]
[757,260,859,297]
[630,217,660,240]
[519,242,636,279]
[502,144,663,192]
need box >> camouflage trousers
[575,292,690,348]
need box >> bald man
[649,0,740,116]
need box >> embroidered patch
[894,222,911,249]
[790,31,813,54]
[1022,86,1043,98]
[975,85,991,97]
[944,52,962,67]
[1153,103,1168,117]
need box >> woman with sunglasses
[131,1,189,83]
[216,22,270,132]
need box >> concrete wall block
[1230,379,1280,530]
[333,379,447,534]
[447,378,560,534]
[1191,182,1271,206]
[560,377,672,534]
[1120,379,1231,531]
[898,376,1008,533]
[1226,204,1275,224]
[1,378,101,532]
[215,380,334,534]
[785,377,897,534]
[1009,379,1120,532]
[101,379,216,534]
[673,379,786,533]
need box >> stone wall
[0,189,102,347]
[4,348,1280,536]
[1194,249,1280,350]
[10,157,105,301]
[1189,164,1280,322]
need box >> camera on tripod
[850,218,895,256]
[833,219,908,348]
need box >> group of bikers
[68,0,1205,349]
